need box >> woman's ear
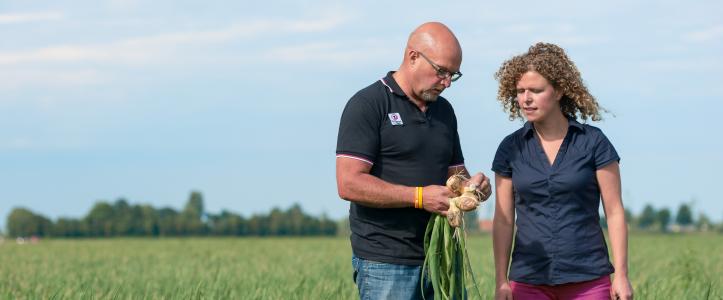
[554,88,564,102]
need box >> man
[335,22,492,299]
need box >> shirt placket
[536,131,571,284]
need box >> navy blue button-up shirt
[492,118,618,285]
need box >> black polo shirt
[492,118,618,285]
[336,71,464,265]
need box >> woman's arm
[598,162,633,300]
[493,174,515,300]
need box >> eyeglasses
[416,51,462,82]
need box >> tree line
[4,191,337,238]
[601,202,720,232]
[5,194,720,238]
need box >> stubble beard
[420,90,439,102]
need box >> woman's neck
[533,112,568,141]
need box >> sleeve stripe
[336,154,374,165]
[448,163,465,169]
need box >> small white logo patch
[388,113,403,125]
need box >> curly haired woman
[491,43,633,300]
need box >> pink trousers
[510,276,611,300]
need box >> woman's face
[515,70,563,123]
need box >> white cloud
[264,40,394,65]
[639,58,721,72]
[0,12,64,24]
[0,46,112,65]
[0,12,355,89]
[501,23,575,34]
[496,23,607,47]
[530,35,610,47]
[106,0,143,10]
[684,25,723,43]
[0,68,105,90]
[117,17,345,48]
[0,14,352,66]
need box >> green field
[0,234,721,299]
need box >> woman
[491,43,633,300]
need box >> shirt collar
[523,117,585,138]
[380,71,407,97]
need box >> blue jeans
[352,255,434,300]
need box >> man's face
[412,50,461,102]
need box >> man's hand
[422,185,456,216]
[467,172,492,201]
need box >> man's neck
[392,71,428,112]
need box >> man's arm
[336,157,455,214]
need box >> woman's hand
[495,281,513,300]
[610,275,633,300]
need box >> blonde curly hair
[494,42,603,121]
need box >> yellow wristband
[416,187,423,209]
[414,187,419,208]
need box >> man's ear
[407,49,419,65]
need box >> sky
[1,0,722,230]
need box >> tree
[180,191,206,235]
[336,217,350,237]
[657,208,671,232]
[638,204,657,230]
[247,214,269,236]
[624,209,633,225]
[85,201,115,237]
[268,207,285,235]
[675,203,693,226]
[139,205,159,236]
[7,208,36,237]
[157,207,179,236]
[208,210,246,235]
[4,196,337,238]
[318,213,337,236]
[113,198,134,235]
[287,204,304,235]
[184,191,204,218]
[696,213,713,231]
[6,207,52,237]
[53,218,86,237]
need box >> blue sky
[1,1,722,229]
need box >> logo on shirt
[388,113,403,125]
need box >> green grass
[0,234,720,299]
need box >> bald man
[335,22,491,299]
